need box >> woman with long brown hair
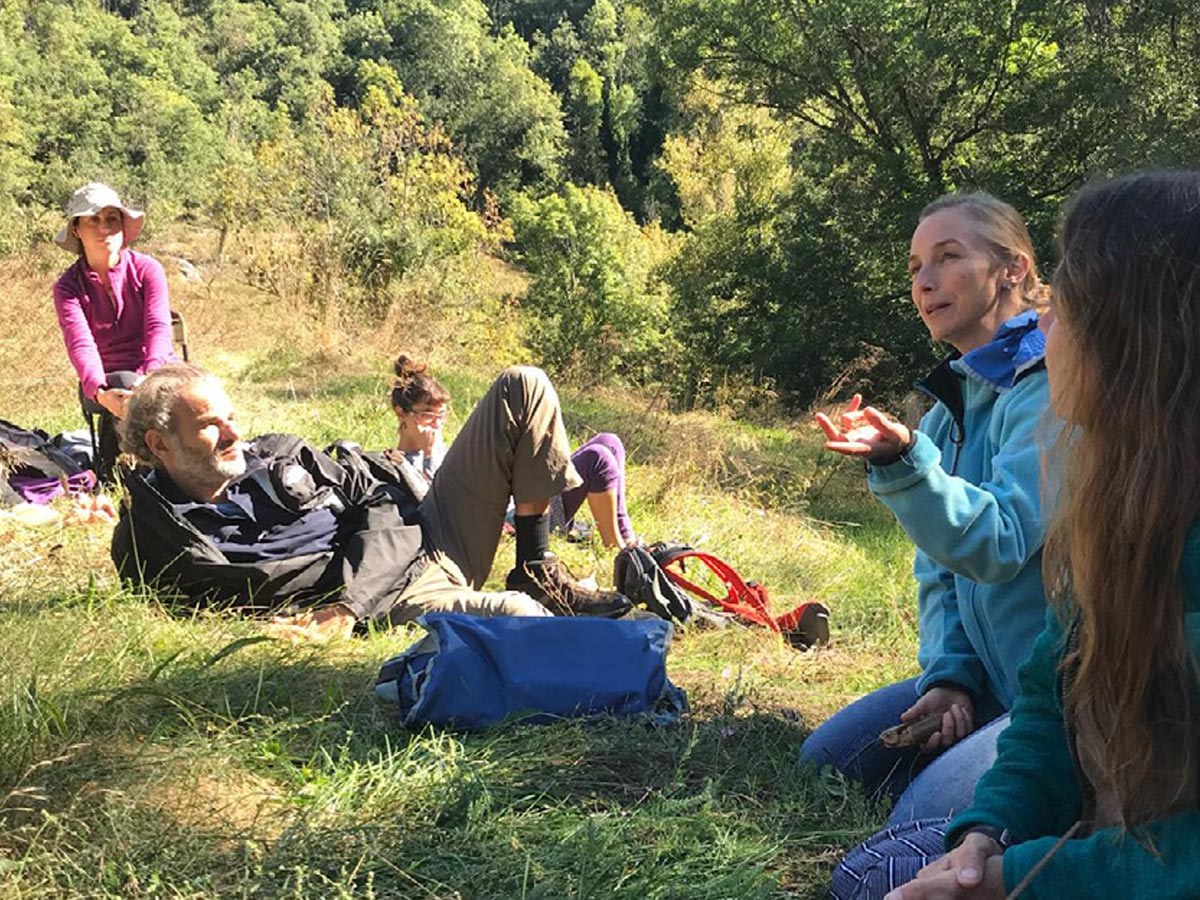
[832,170,1200,899]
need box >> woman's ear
[1005,252,1032,288]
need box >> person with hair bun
[831,170,1200,900]
[801,192,1053,825]
[388,354,637,551]
[52,183,179,478]
[386,355,452,484]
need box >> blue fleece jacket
[867,311,1050,707]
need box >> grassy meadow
[0,234,918,898]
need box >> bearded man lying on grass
[111,364,629,641]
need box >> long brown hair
[1047,171,1200,824]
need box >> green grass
[0,287,919,897]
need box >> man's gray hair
[119,364,217,467]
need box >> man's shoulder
[247,434,318,461]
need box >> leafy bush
[509,183,677,384]
[216,64,495,319]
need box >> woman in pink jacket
[52,182,178,477]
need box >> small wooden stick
[879,713,943,748]
[1004,820,1082,900]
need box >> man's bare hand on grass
[266,603,356,643]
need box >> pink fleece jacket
[52,248,179,400]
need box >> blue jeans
[798,677,1007,824]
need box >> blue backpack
[375,613,688,731]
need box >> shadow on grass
[2,645,874,898]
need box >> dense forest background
[5,0,1200,408]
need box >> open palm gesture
[814,394,912,460]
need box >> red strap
[659,550,780,631]
[659,550,822,636]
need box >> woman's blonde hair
[1047,171,1200,825]
[920,191,1041,303]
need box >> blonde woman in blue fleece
[801,193,1051,824]
[834,171,1200,900]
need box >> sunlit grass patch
[1,243,915,897]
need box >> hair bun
[389,353,451,413]
[393,354,427,380]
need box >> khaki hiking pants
[387,366,582,623]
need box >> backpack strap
[653,548,779,631]
[648,540,695,569]
[652,545,831,648]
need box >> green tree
[351,0,567,192]
[12,0,222,220]
[566,58,606,182]
[649,0,1200,404]
[509,183,677,382]
[518,0,679,219]
[226,64,493,317]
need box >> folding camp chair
[170,309,190,362]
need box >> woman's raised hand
[814,394,912,460]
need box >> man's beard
[169,438,247,493]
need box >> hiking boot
[506,552,633,618]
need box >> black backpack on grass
[613,544,731,629]
[1,418,91,506]
[623,541,831,650]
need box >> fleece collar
[950,310,1046,393]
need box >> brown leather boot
[505,552,632,618]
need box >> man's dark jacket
[111,435,430,619]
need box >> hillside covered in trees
[6,0,1200,405]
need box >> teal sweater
[946,525,1200,898]
[868,312,1050,706]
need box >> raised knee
[588,445,620,483]
[796,722,852,771]
[500,365,550,390]
[594,432,625,451]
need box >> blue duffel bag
[375,613,688,731]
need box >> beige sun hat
[53,182,145,254]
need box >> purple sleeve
[52,266,107,401]
[136,253,175,372]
